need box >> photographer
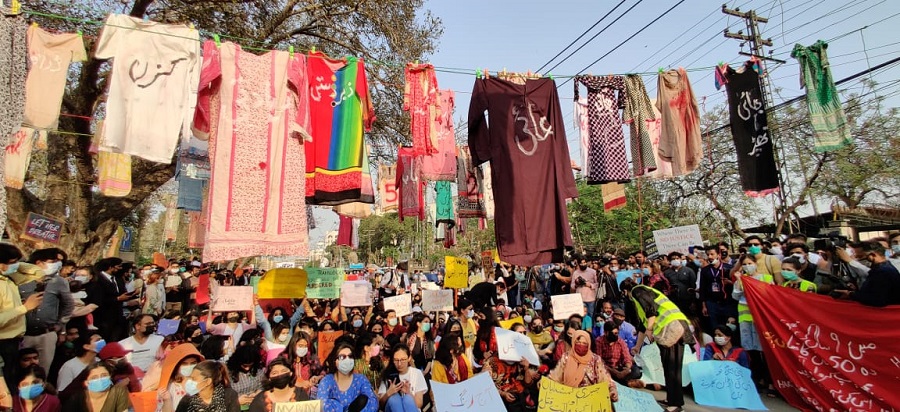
[832,241,900,307]
[570,258,599,319]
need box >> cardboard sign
[305,267,345,299]
[196,274,210,305]
[317,331,344,363]
[688,361,767,410]
[340,280,373,307]
[257,268,308,299]
[421,289,453,312]
[272,400,322,412]
[495,327,540,366]
[211,286,254,312]
[613,382,663,412]
[652,224,703,255]
[635,343,696,386]
[431,373,505,412]
[129,392,158,412]
[538,378,612,412]
[498,318,525,330]
[615,270,639,288]
[444,256,469,289]
[165,275,182,288]
[21,212,63,244]
[383,294,412,317]
[550,293,584,320]
[157,319,180,336]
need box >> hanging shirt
[435,181,454,225]
[574,97,590,171]
[656,68,702,176]
[95,14,200,163]
[336,214,353,247]
[193,41,311,261]
[404,63,439,156]
[647,100,673,178]
[420,89,458,181]
[305,51,375,205]
[378,163,398,213]
[718,60,780,196]
[791,40,852,151]
[24,26,87,130]
[574,75,630,184]
[455,146,485,219]
[468,77,578,266]
[0,14,27,238]
[622,74,658,177]
[396,146,424,221]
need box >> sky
[307,0,900,253]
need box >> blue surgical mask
[642,268,650,275]
[337,357,355,375]
[693,259,702,267]
[352,319,363,328]
[671,259,682,267]
[3,262,20,276]
[18,383,44,400]
[184,379,201,396]
[892,245,900,254]
[467,309,475,319]
[87,377,112,393]
[94,339,107,353]
[179,364,196,377]
[273,315,284,324]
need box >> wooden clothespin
[212,33,220,48]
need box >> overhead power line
[535,0,628,74]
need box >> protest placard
[635,343,696,386]
[196,274,210,304]
[383,294,412,317]
[421,289,453,312]
[256,268,307,298]
[272,400,322,412]
[305,267,345,299]
[157,319,180,336]
[21,212,63,244]
[495,327,540,366]
[165,275,182,288]
[688,361,767,410]
[613,382,663,412]
[340,280,373,307]
[129,392,158,412]
[211,286,253,311]
[652,224,704,255]
[317,331,343,363]
[615,269,638,287]
[431,373,505,412]
[498,318,524,330]
[444,256,469,289]
[538,378,612,412]
[550,293,584,320]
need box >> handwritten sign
[340,280,373,307]
[687,361,766,410]
[196,274,210,305]
[615,270,638,288]
[272,400,321,412]
[444,256,469,289]
[421,289,453,312]
[538,378,612,412]
[383,294,412,317]
[430,372,505,412]
[129,392,158,412]
[256,268,307,299]
[165,275,183,288]
[550,293,583,321]
[305,267,345,299]
[317,331,343,363]
[652,224,703,255]
[21,212,63,244]
[495,327,540,366]
[634,343,695,386]
[157,319,180,336]
[613,382,663,412]
[211,286,253,312]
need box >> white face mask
[715,336,728,346]
[770,247,782,255]
[295,347,309,357]
[44,261,63,276]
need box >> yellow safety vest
[631,285,688,336]
[737,274,773,323]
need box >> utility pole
[722,5,796,234]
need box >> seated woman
[702,325,750,369]
[377,345,427,412]
[549,330,618,403]
[430,332,470,385]
[13,365,60,412]
[316,340,378,412]
[248,358,309,412]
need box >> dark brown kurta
[468,78,578,266]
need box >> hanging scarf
[187,386,228,412]
[562,330,592,387]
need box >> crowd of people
[0,232,897,412]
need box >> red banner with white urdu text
[742,277,900,412]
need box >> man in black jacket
[85,258,131,341]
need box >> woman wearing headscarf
[176,360,239,412]
[149,343,205,412]
[549,330,618,402]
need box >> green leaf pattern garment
[791,40,852,151]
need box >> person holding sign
[377,344,427,412]
[548,330,618,402]
[621,279,693,412]
[247,358,309,412]
[316,340,378,412]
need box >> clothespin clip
[30,21,37,28]
[414,59,419,65]
[10,0,21,14]
[212,33,220,48]
[658,67,665,74]
[143,15,149,23]
[288,45,294,58]
[188,23,195,31]
[311,46,316,53]
[476,68,482,79]
[547,72,554,81]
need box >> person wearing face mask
[248,358,309,412]
[484,345,531,411]
[642,262,671,295]
[780,257,817,293]
[455,299,478,358]
[430,332,470,385]
[570,259,599,320]
[526,317,555,363]
[594,321,640,386]
[662,252,696,315]
[174,360,238,412]
[832,241,900,307]
[59,362,130,412]
[381,310,407,338]
[255,303,303,348]
[743,235,784,286]
[56,334,103,393]
[96,342,141,393]
[84,258,131,342]
[207,309,257,358]
[13,365,60,412]
[0,244,45,390]
[698,247,736,333]
[21,249,74,373]
[118,315,164,373]
[549,330,618,403]
[352,334,384,389]
[284,332,323,397]
[144,343,204,412]
[400,313,435,377]
[702,325,749,369]
[767,239,784,261]
[141,270,166,317]
[317,340,378,412]
[732,254,776,398]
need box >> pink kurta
[193,41,311,261]
[420,90,458,181]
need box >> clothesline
[24,7,724,79]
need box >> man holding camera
[571,258,599,319]
[832,241,900,307]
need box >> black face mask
[613,318,624,327]
[144,326,156,335]
[227,316,239,323]
[191,336,203,344]
[607,332,618,341]
[579,265,588,270]
[270,374,292,389]
[532,326,543,334]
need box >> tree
[7,0,441,263]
